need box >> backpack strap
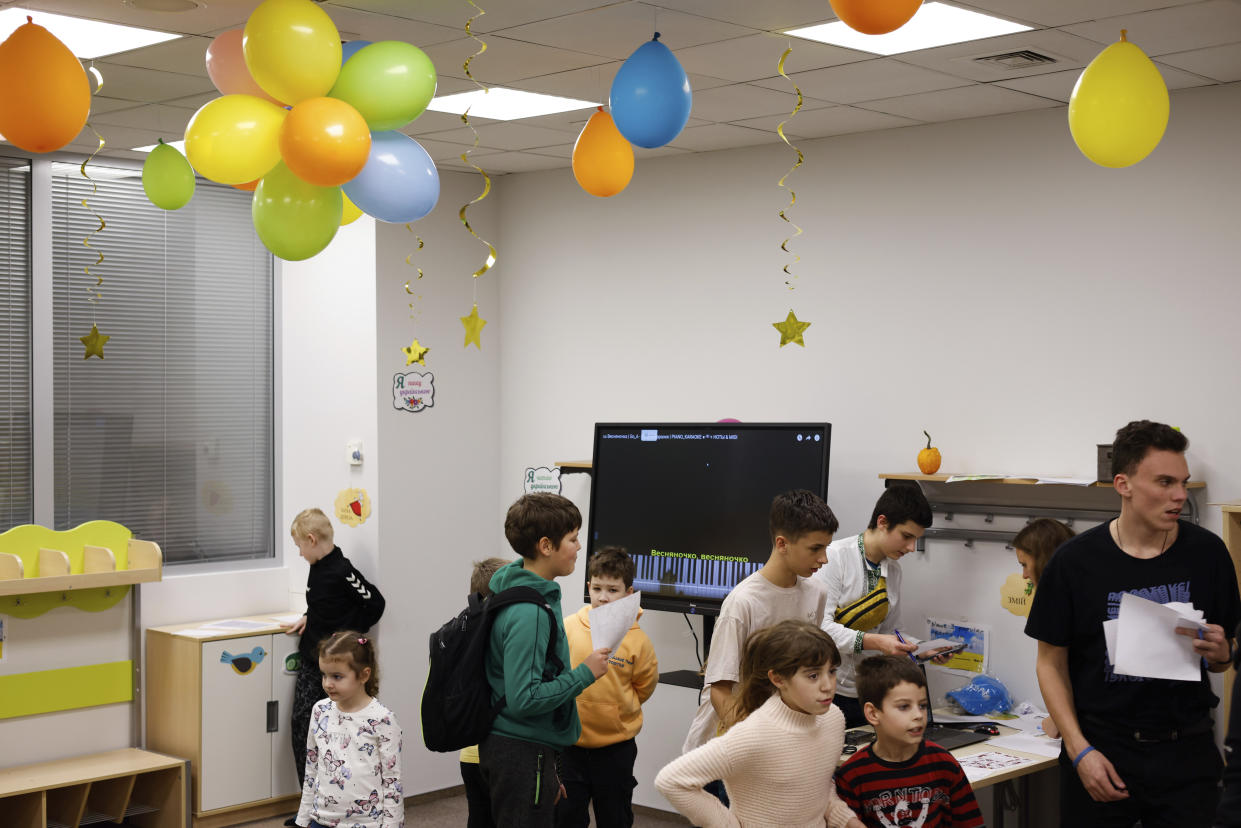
[485,587,566,711]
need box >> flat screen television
[585,422,831,615]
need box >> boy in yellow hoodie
[557,547,659,828]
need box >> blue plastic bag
[946,674,1012,715]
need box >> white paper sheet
[270,613,304,625]
[986,733,1063,759]
[957,751,1034,783]
[175,628,221,638]
[1112,593,1206,681]
[589,591,642,653]
[200,619,271,630]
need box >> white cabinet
[148,614,302,821]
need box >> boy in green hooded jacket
[481,493,611,827]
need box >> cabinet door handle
[267,700,279,733]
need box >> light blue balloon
[343,131,439,223]
[341,40,372,66]
[609,33,692,148]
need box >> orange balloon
[279,97,371,187]
[0,18,91,153]
[572,108,634,198]
[233,179,260,191]
[829,0,922,35]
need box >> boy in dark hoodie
[481,493,611,827]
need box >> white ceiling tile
[675,32,870,83]
[893,29,1105,82]
[91,63,217,103]
[666,123,776,151]
[87,103,197,134]
[477,151,573,173]
[992,61,1216,102]
[405,109,501,137]
[413,138,503,163]
[751,105,920,138]
[88,96,148,115]
[754,58,972,104]
[689,83,831,122]
[856,83,1060,122]
[103,36,213,76]
[507,64,734,104]
[498,4,753,61]
[950,0,1203,28]
[656,0,833,31]
[329,0,615,35]
[727,105,837,136]
[323,6,464,47]
[631,143,694,160]
[1158,42,1241,82]
[21,0,253,35]
[164,91,220,111]
[415,122,579,151]
[1062,0,1241,57]
[422,36,609,83]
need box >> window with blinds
[0,158,32,533]
[51,162,273,564]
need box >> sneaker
[283,818,297,827]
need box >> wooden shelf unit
[0,539,162,598]
[0,749,186,828]
[880,472,1206,488]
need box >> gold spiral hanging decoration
[81,65,107,306]
[459,0,497,279]
[775,46,804,291]
[403,228,424,319]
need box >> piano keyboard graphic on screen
[630,553,762,600]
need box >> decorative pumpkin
[917,430,942,474]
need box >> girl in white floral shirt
[296,631,403,828]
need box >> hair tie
[358,637,367,645]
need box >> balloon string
[403,228,423,320]
[775,46,804,291]
[81,64,107,311]
[459,0,497,280]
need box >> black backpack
[421,585,564,752]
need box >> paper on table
[200,619,271,630]
[589,591,642,653]
[270,613,304,625]
[986,733,1062,759]
[1112,593,1207,681]
[957,750,1033,783]
[176,628,221,638]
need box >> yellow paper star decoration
[80,324,110,359]
[402,338,430,366]
[772,309,811,347]
[461,303,487,349]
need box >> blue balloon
[343,132,439,223]
[341,40,373,66]
[609,33,692,148]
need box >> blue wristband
[1072,746,1096,768]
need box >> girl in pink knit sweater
[655,621,864,828]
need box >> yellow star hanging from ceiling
[460,304,487,349]
[772,309,811,347]
[402,338,430,366]
[80,324,110,359]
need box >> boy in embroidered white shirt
[813,483,933,727]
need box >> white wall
[495,81,1241,812]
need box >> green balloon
[142,140,195,210]
[252,162,343,261]
[329,41,437,131]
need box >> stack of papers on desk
[1105,593,1208,681]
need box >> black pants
[555,739,638,828]
[461,761,495,828]
[480,732,560,828]
[1059,721,1222,827]
[291,657,326,788]
[836,694,866,729]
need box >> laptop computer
[842,702,991,752]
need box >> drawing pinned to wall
[334,487,371,527]
[220,646,266,676]
[926,617,990,674]
[284,652,300,676]
[392,370,434,413]
[524,466,562,495]
[201,480,234,516]
[1000,572,1032,617]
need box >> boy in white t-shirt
[683,489,837,759]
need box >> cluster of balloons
[572,32,693,199]
[142,0,441,260]
[0,17,90,153]
[1068,31,1169,168]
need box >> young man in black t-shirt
[1026,420,1240,827]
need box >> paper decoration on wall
[524,466,562,495]
[402,338,430,366]
[284,652,300,675]
[393,370,434,413]
[1000,572,1033,618]
[927,617,989,673]
[772,310,811,347]
[79,324,110,359]
[201,480,234,516]
[461,304,487,349]
[220,646,267,675]
[334,487,372,527]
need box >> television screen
[585,422,830,615]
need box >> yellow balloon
[1068,31,1169,169]
[341,192,363,226]
[243,0,342,105]
[184,95,287,185]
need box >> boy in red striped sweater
[835,656,982,828]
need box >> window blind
[51,162,273,564]
[0,157,32,532]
